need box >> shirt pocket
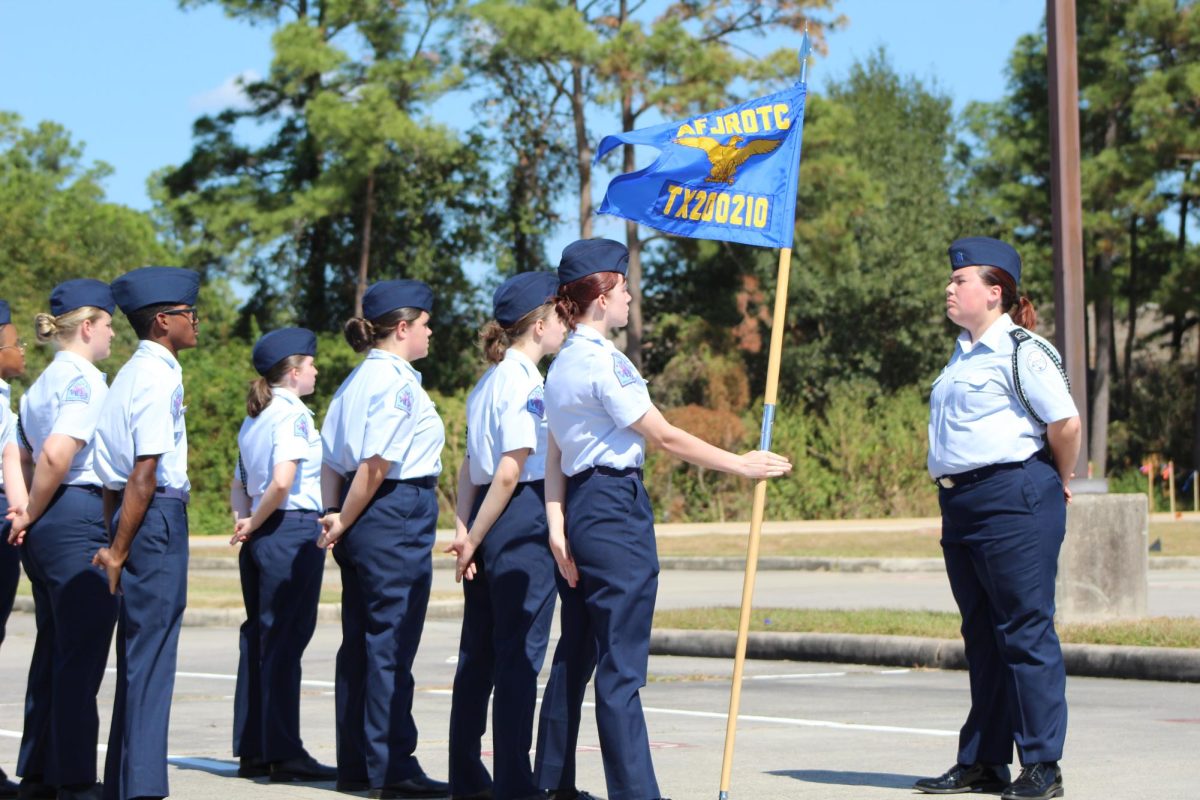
[950,371,1011,422]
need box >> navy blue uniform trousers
[233,510,325,763]
[553,469,660,800]
[448,480,556,800]
[939,454,1068,766]
[17,485,117,788]
[533,570,595,794]
[333,478,437,788]
[0,487,21,647]
[104,495,189,800]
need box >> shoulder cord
[237,453,248,488]
[15,414,31,452]
[1008,328,1070,426]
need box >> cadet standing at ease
[319,280,449,799]
[230,328,336,783]
[9,280,119,800]
[93,267,200,800]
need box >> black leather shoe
[0,771,16,799]
[551,791,603,800]
[368,774,451,799]
[914,763,1010,794]
[237,756,270,779]
[270,753,338,782]
[338,778,371,792]
[1001,763,1062,800]
[16,781,56,800]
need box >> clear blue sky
[1,0,1046,265]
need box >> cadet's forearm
[111,456,159,557]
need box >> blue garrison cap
[948,237,1022,285]
[362,279,434,320]
[50,279,115,316]
[493,272,559,327]
[111,266,200,314]
[557,239,629,285]
[252,327,317,376]
[0,300,9,326]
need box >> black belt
[114,486,190,504]
[346,471,438,490]
[934,451,1047,490]
[272,509,320,521]
[477,479,545,490]
[573,465,643,481]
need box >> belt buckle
[936,476,956,489]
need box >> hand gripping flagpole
[717,29,811,800]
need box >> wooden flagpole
[717,245,793,800]
[716,29,810,799]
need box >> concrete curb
[649,629,1200,683]
[184,553,1200,573]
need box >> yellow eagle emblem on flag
[672,135,783,184]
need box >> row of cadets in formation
[0,267,201,800]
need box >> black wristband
[323,506,341,516]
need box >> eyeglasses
[0,340,25,352]
[160,307,199,323]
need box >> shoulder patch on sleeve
[171,385,185,418]
[294,414,311,440]
[526,384,545,418]
[395,384,415,416]
[611,352,639,388]
[63,375,92,405]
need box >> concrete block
[1056,493,1148,622]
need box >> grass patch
[653,521,1200,558]
[653,606,1200,649]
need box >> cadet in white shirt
[537,240,791,800]
[446,271,566,800]
[229,328,335,784]
[0,298,27,798]
[7,280,118,800]
[318,280,449,799]
[916,237,1080,800]
[92,266,200,800]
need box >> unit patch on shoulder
[611,352,639,388]
[395,384,415,416]
[526,385,545,418]
[294,414,311,440]
[63,376,91,404]
[1027,350,1049,373]
[171,385,185,418]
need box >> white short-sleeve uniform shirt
[94,340,189,491]
[465,348,547,486]
[236,388,322,513]
[321,349,444,480]
[543,325,653,477]
[19,350,109,486]
[928,313,1078,478]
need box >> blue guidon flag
[594,80,808,250]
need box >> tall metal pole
[1047,0,1099,488]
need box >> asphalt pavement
[0,563,1197,799]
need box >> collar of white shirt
[957,312,1014,356]
[504,347,538,377]
[571,324,609,348]
[367,348,422,384]
[272,386,306,408]
[55,349,101,375]
[137,339,181,370]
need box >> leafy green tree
[160,0,489,390]
[0,112,170,382]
